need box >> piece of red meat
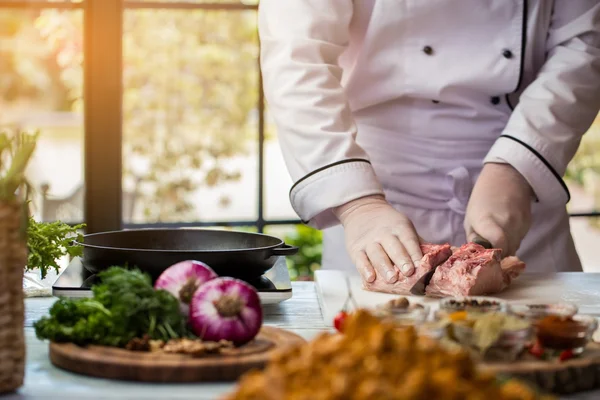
[363,243,452,295]
[425,243,525,297]
[500,256,526,286]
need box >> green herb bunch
[0,130,38,241]
[26,218,86,279]
[0,131,38,202]
[34,267,188,347]
[0,129,84,280]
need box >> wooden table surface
[6,282,600,400]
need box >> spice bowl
[535,314,598,354]
[374,303,431,326]
[416,320,448,340]
[451,319,531,346]
[445,310,532,362]
[507,303,578,322]
[379,305,446,340]
[452,319,532,362]
[437,297,506,319]
[486,326,533,362]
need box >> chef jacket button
[423,46,434,55]
[502,49,514,59]
[490,96,501,105]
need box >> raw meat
[362,243,452,295]
[501,256,526,286]
[425,243,525,297]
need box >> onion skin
[154,260,218,316]
[189,277,263,346]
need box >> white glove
[334,195,424,283]
[465,163,533,256]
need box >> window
[121,7,261,225]
[0,1,84,224]
[5,0,301,233]
[566,113,600,272]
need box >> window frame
[1,0,597,234]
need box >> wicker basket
[0,201,27,393]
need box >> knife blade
[409,267,435,296]
[472,234,493,249]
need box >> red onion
[154,260,218,316]
[189,277,263,345]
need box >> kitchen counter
[315,271,600,326]
[6,280,600,400]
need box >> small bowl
[452,320,532,346]
[433,308,471,323]
[439,296,506,316]
[374,303,431,326]
[535,314,598,353]
[417,320,448,340]
[452,319,532,361]
[507,303,578,321]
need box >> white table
[6,281,600,400]
[315,271,600,326]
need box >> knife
[472,234,493,249]
[409,266,434,296]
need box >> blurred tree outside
[120,10,260,222]
[2,8,261,223]
[283,225,322,281]
[0,10,80,118]
[565,114,600,228]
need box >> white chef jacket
[258,0,600,273]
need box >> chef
[258,1,600,285]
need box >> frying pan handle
[270,244,299,257]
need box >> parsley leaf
[26,218,86,279]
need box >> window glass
[122,8,259,223]
[263,107,297,220]
[566,113,600,272]
[0,9,84,224]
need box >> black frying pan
[75,228,298,279]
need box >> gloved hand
[464,163,534,257]
[333,195,423,284]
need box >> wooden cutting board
[482,342,600,395]
[49,326,304,382]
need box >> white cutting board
[315,270,600,328]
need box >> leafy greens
[34,267,189,346]
[26,218,85,279]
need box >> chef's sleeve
[258,0,384,229]
[484,1,600,206]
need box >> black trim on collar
[499,134,571,202]
[289,158,372,196]
[505,94,514,111]
[514,0,528,93]
[505,0,528,111]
